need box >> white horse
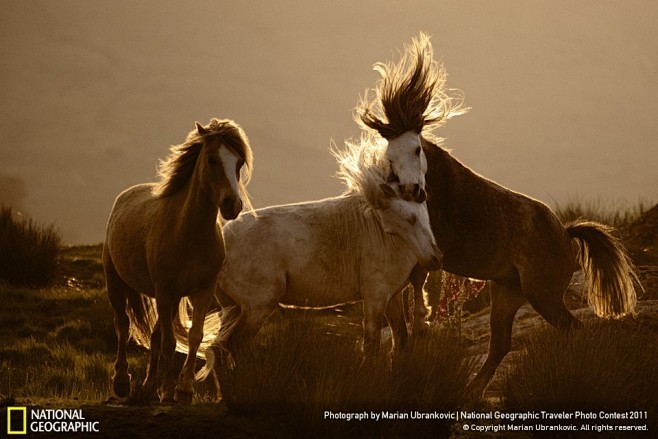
[184,134,441,386]
[103,118,253,403]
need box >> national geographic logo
[6,407,26,435]
[5,407,100,435]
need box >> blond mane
[152,118,254,211]
[333,132,391,210]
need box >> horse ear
[379,183,397,199]
[195,122,209,135]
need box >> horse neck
[342,195,395,251]
[167,152,220,239]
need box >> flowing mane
[356,32,466,140]
[153,118,254,209]
[333,133,391,209]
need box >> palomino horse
[185,134,441,385]
[362,34,640,397]
[103,118,253,403]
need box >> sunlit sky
[1,0,656,244]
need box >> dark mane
[356,32,466,140]
[153,118,253,198]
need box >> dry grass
[503,321,658,430]
[0,205,61,286]
[216,309,473,437]
[0,284,127,401]
[553,197,648,229]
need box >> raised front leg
[175,289,215,404]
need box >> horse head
[377,182,441,271]
[196,120,253,220]
[356,33,465,204]
[385,131,428,202]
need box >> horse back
[220,197,368,308]
[424,143,572,281]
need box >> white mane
[333,133,391,209]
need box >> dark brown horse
[419,135,639,395]
[360,33,640,397]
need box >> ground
[2,205,657,438]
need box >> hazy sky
[1,0,656,244]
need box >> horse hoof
[113,375,131,398]
[174,390,193,405]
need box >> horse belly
[281,266,360,307]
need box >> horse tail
[170,297,228,382]
[567,220,641,318]
[195,305,240,382]
[125,290,158,348]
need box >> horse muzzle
[399,184,426,203]
[421,243,443,271]
[219,197,242,220]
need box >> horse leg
[522,268,582,331]
[408,264,429,335]
[362,296,389,362]
[141,320,161,396]
[155,295,180,402]
[468,280,525,399]
[225,306,273,356]
[103,249,132,398]
[175,288,215,404]
[385,290,409,356]
[425,269,442,322]
[211,305,273,395]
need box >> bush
[216,310,473,437]
[503,322,658,430]
[553,197,647,229]
[0,205,61,286]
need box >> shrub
[0,205,61,286]
[503,322,658,430]
[553,197,647,229]
[216,309,473,437]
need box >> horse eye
[415,146,421,156]
[408,214,417,226]
[208,157,218,165]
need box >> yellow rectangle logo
[6,407,27,435]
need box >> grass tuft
[503,321,658,429]
[0,205,61,286]
[553,197,648,229]
[216,310,473,437]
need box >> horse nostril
[220,198,240,220]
